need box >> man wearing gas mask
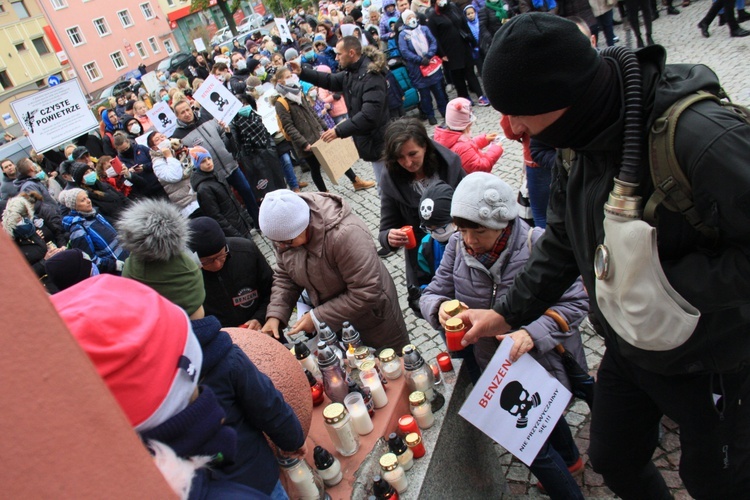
[457,13,750,499]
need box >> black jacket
[79,180,131,225]
[191,169,253,238]
[478,6,505,55]
[495,47,750,375]
[300,49,389,161]
[427,3,475,71]
[201,237,273,328]
[228,68,251,95]
[15,233,48,278]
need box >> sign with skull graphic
[146,101,177,137]
[459,337,571,466]
[194,75,242,125]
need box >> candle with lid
[314,445,343,487]
[405,432,426,458]
[344,391,374,435]
[443,299,464,317]
[353,346,373,369]
[397,415,421,438]
[317,341,349,403]
[277,456,325,499]
[318,322,345,367]
[348,377,375,416]
[409,391,435,429]
[378,348,402,380]
[373,474,399,499]
[295,340,323,380]
[379,453,409,493]
[387,432,414,471]
[360,360,388,408]
[403,346,435,401]
[323,402,360,456]
[305,369,325,407]
[342,321,363,368]
[444,317,466,352]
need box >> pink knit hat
[446,98,476,131]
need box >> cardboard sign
[194,75,242,125]
[193,37,206,52]
[140,71,160,95]
[459,337,571,466]
[10,79,98,153]
[146,101,177,137]
[275,17,293,42]
[311,137,360,185]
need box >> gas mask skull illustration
[500,381,541,428]
[210,92,228,111]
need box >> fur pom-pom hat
[451,172,518,230]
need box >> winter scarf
[465,221,513,269]
[406,25,430,57]
[275,83,303,105]
[485,0,508,18]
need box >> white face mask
[216,74,226,83]
[285,74,300,87]
[106,166,118,178]
[235,59,247,71]
[158,139,172,151]
[309,90,318,99]
[432,223,457,243]
[407,18,418,28]
[128,124,142,135]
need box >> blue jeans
[418,82,449,118]
[526,163,552,229]
[269,479,289,500]
[278,151,299,189]
[530,418,584,499]
[226,167,259,226]
[333,113,349,125]
[597,10,616,46]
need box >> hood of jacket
[432,125,467,149]
[1,195,34,237]
[116,198,189,262]
[362,46,388,74]
[296,192,350,257]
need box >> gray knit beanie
[451,172,517,230]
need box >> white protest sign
[194,75,242,125]
[275,17,293,42]
[193,37,206,52]
[10,79,98,153]
[256,91,279,135]
[459,337,571,466]
[146,101,177,137]
[141,71,160,94]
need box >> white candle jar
[323,402,360,457]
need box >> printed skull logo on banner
[500,380,541,428]
[210,91,229,112]
[420,198,434,220]
[158,112,173,127]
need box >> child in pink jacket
[433,98,503,174]
[315,65,349,124]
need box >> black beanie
[45,249,93,291]
[419,181,455,226]
[71,162,91,185]
[482,13,601,116]
[188,217,227,258]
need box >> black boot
[636,35,645,47]
[698,20,710,37]
[730,27,750,36]
[667,5,680,14]
[719,13,727,26]
[737,9,750,22]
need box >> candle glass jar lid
[402,344,418,355]
[405,432,422,447]
[443,299,462,316]
[409,391,427,406]
[444,317,464,332]
[323,402,348,424]
[353,346,370,361]
[379,453,399,471]
[359,360,377,372]
[378,348,396,363]
[314,445,335,469]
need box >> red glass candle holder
[401,225,417,249]
[398,414,421,438]
[437,352,454,372]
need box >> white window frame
[82,61,101,82]
[110,50,127,70]
[92,17,111,37]
[117,9,134,28]
[139,2,154,20]
[50,0,67,10]
[135,41,148,59]
[148,36,160,54]
[65,26,85,47]
[163,39,175,54]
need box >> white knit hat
[259,189,311,241]
[451,172,518,230]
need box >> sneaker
[477,96,491,107]
[377,246,395,258]
[536,457,585,493]
[428,116,438,125]
[352,177,376,191]
[298,180,309,188]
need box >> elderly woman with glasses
[258,189,410,351]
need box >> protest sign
[193,38,206,52]
[146,101,177,137]
[194,75,242,125]
[459,337,571,466]
[10,79,98,153]
[311,137,359,185]
[276,18,293,42]
[140,71,160,95]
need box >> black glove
[407,285,424,319]
[420,56,431,67]
[333,93,342,101]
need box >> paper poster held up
[194,75,242,125]
[311,137,360,185]
[459,337,571,466]
[146,101,177,137]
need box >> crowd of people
[2,1,749,499]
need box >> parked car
[210,27,232,45]
[217,29,270,54]
[88,77,137,111]
[262,13,274,25]
[157,52,193,74]
[237,14,264,33]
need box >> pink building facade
[39,0,178,97]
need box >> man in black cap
[188,217,273,329]
[458,13,750,499]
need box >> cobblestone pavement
[253,9,749,498]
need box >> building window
[0,70,13,89]
[110,51,127,70]
[117,9,134,28]
[93,17,110,37]
[82,61,101,82]
[140,2,154,19]
[32,38,50,56]
[15,42,26,52]
[66,26,85,47]
[164,39,175,54]
[50,0,67,9]
[12,1,30,18]
[166,0,174,5]
[135,41,148,59]
[148,37,160,53]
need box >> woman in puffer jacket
[433,98,503,174]
[146,131,200,219]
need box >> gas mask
[499,381,541,428]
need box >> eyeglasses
[419,223,452,236]
[199,245,230,267]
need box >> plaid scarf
[466,221,513,269]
